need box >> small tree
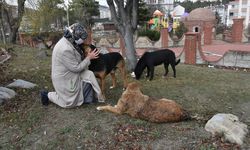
[69,0,99,30]
[0,0,26,43]
[25,0,65,32]
[138,0,150,28]
[173,22,188,39]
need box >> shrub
[138,29,160,41]
[169,22,188,39]
[216,24,226,35]
[175,22,188,39]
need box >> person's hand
[86,48,100,60]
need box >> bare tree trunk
[9,26,19,43]
[1,0,26,43]
[107,0,138,72]
[123,26,137,71]
[10,0,26,43]
[0,21,6,44]
[0,5,6,44]
[0,0,6,43]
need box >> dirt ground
[0,45,249,149]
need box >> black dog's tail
[175,59,180,65]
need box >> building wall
[207,5,227,25]
[145,0,174,13]
[99,5,111,19]
[177,0,221,2]
[227,0,250,28]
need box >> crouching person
[41,23,105,108]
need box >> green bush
[216,24,226,35]
[20,31,63,42]
[175,22,188,39]
[138,29,160,41]
[169,22,188,39]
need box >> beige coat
[48,37,103,108]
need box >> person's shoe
[40,91,49,106]
[83,101,94,104]
[97,95,105,103]
[98,99,105,103]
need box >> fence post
[184,32,198,64]
[161,28,168,48]
[232,18,244,43]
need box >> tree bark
[0,2,6,44]
[10,0,26,43]
[123,26,137,71]
[1,0,26,43]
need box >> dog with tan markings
[97,82,189,123]
[82,44,127,100]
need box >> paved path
[170,40,250,62]
[108,40,250,62]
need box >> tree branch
[125,0,133,21]
[107,0,125,35]
[114,0,126,25]
[131,0,138,31]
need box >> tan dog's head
[125,82,141,93]
[82,44,97,57]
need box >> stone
[36,50,48,59]
[205,113,248,145]
[7,79,37,89]
[37,42,46,50]
[0,87,17,104]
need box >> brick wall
[184,32,198,64]
[204,22,213,45]
[232,18,244,43]
[161,28,168,48]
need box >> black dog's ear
[90,44,96,50]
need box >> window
[158,0,164,4]
[195,27,199,32]
[149,0,156,4]
[229,12,234,16]
[193,26,199,33]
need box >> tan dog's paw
[131,72,135,78]
[98,99,105,103]
[96,106,103,110]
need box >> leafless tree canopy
[107,0,139,71]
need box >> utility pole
[67,6,69,26]
[65,0,70,26]
[0,1,6,44]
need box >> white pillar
[227,5,231,26]
[246,0,250,29]
[238,0,242,18]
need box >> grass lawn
[0,45,249,149]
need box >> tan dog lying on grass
[97,82,190,123]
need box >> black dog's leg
[149,66,154,81]
[163,62,169,77]
[146,66,150,78]
[170,63,176,78]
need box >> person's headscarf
[63,23,88,60]
[64,23,88,41]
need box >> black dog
[134,49,180,80]
[83,44,127,99]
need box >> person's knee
[87,70,95,78]
[81,70,95,78]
